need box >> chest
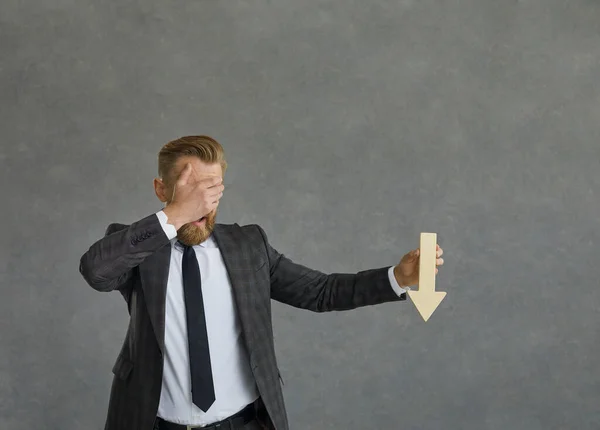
[166,247,240,325]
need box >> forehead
[172,156,222,179]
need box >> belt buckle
[187,424,224,430]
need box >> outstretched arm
[255,225,406,312]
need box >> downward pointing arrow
[407,233,446,321]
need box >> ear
[153,178,169,203]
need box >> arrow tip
[407,291,447,322]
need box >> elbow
[79,253,114,292]
[313,276,360,312]
[309,277,341,313]
[312,293,331,313]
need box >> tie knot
[177,240,191,250]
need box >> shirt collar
[172,234,217,250]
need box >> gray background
[2,0,599,429]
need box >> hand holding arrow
[394,233,446,321]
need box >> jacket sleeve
[79,213,172,293]
[255,225,405,312]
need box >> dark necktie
[179,242,216,411]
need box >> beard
[176,209,218,246]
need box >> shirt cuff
[388,266,410,296]
[156,210,178,240]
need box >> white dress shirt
[154,211,407,425]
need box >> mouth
[192,217,207,227]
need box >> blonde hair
[158,135,227,183]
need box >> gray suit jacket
[79,213,405,430]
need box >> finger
[206,184,225,198]
[401,249,419,263]
[201,176,223,188]
[436,258,444,266]
[435,268,438,274]
[213,191,224,202]
[177,163,193,185]
[405,249,417,261]
[437,247,443,258]
[194,177,222,197]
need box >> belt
[156,400,257,430]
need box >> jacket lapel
[137,224,262,358]
[212,224,261,361]
[139,241,171,353]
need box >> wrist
[162,205,186,231]
[393,265,408,288]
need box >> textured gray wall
[2,0,600,429]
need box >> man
[79,135,445,430]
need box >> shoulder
[104,213,161,236]
[105,222,129,236]
[239,223,267,237]
[214,222,269,243]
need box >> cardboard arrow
[407,232,446,321]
